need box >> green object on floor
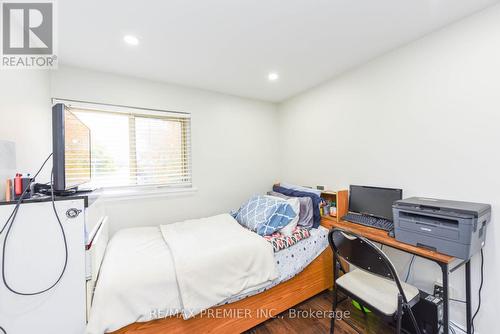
[352,300,371,313]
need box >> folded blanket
[280,182,323,197]
[273,185,323,228]
[160,214,278,318]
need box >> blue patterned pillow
[235,195,297,236]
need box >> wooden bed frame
[112,247,333,334]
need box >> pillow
[263,227,311,252]
[273,185,321,228]
[267,191,314,229]
[266,195,300,237]
[235,195,297,236]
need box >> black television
[349,185,402,221]
[52,103,91,192]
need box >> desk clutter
[313,182,491,334]
[4,173,33,201]
[318,184,491,261]
[319,189,348,223]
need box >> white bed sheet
[86,227,182,334]
[86,225,329,334]
[222,226,329,303]
[159,214,278,318]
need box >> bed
[86,214,333,334]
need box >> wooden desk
[321,216,473,334]
[320,216,454,264]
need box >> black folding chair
[328,228,421,334]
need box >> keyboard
[342,213,394,231]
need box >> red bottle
[14,173,23,196]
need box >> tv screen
[52,103,91,191]
[349,185,402,221]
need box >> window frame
[52,98,194,198]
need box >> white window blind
[65,103,191,189]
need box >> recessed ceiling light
[123,35,139,46]
[268,72,279,81]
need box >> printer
[393,197,491,260]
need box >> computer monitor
[52,103,91,192]
[349,185,402,221]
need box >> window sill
[94,185,198,202]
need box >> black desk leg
[466,260,472,334]
[441,263,449,334]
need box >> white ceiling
[59,0,499,102]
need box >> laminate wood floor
[245,291,393,334]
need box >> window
[62,101,191,189]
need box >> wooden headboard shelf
[320,189,349,223]
[273,182,349,223]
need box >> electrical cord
[439,322,459,334]
[448,250,485,334]
[450,298,466,304]
[471,249,484,334]
[0,153,52,235]
[0,326,5,334]
[450,320,467,334]
[404,255,415,282]
[437,251,484,334]
[1,153,69,296]
[0,208,16,236]
[378,244,414,283]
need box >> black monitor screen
[52,103,91,191]
[64,109,91,188]
[349,185,402,221]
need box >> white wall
[0,66,279,234]
[3,4,500,331]
[50,67,279,234]
[0,71,52,183]
[278,4,500,332]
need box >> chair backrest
[328,228,402,285]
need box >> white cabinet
[0,198,92,334]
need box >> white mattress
[86,225,329,334]
[86,227,182,334]
[223,226,329,303]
